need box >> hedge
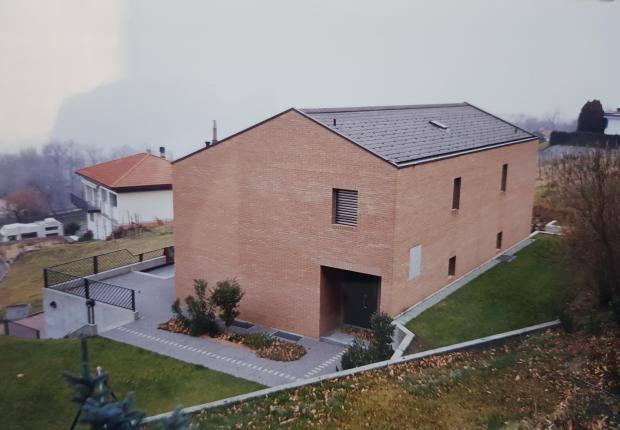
[549,131,620,149]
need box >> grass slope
[0,336,264,430]
[406,234,571,351]
[193,327,619,429]
[0,227,173,316]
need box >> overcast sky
[0,0,618,157]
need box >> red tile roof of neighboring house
[76,153,172,192]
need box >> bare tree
[547,148,620,312]
[4,187,50,222]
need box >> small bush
[210,279,244,328]
[369,312,395,361]
[64,221,80,236]
[79,230,94,242]
[559,308,575,334]
[241,333,273,349]
[341,338,373,370]
[172,279,220,337]
[340,312,395,370]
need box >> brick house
[173,103,538,338]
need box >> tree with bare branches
[547,148,620,317]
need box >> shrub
[64,221,80,236]
[341,338,373,370]
[559,308,575,334]
[369,312,395,361]
[210,279,244,328]
[341,312,395,370]
[79,230,94,242]
[171,279,220,337]
[241,333,273,349]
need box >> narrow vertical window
[501,164,508,192]
[448,256,456,276]
[452,177,461,210]
[496,232,503,249]
[409,245,422,280]
[333,189,358,226]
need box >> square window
[333,189,358,226]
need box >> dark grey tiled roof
[299,103,535,166]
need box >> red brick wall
[173,111,397,337]
[388,140,538,315]
[173,109,538,337]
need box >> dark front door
[342,272,379,328]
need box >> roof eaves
[300,102,468,115]
[173,108,297,165]
[395,136,538,168]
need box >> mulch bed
[158,318,306,361]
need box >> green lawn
[406,234,571,351]
[0,336,264,430]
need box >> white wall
[43,288,136,338]
[117,190,173,226]
[606,117,620,135]
[81,179,172,239]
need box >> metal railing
[70,193,101,213]
[44,246,173,311]
[45,269,136,311]
[46,246,174,278]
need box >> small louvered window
[333,189,358,226]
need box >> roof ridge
[300,103,467,114]
[76,152,147,174]
[110,153,151,187]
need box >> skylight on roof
[429,120,449,130]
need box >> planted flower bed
[158,318,306,361]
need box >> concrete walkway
[99,270,346,387]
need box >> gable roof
[174,103,536,167]
[299,103,536,166]
[76,153,172,192]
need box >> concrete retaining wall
[43,288,137,339]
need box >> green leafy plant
[64,339,192,430]
[340,312,395,370]
[241,333,274,350]
[171,279,220,337]
[340,338,373,370]
[210,279,244,328]
[368,312,395,361]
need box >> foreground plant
[63,339,192,430]
[341,312,394,370]
[171,279,220,337]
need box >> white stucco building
[605,108,620,135]
[72,148,173,240]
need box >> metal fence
[3,319,40,339]
[43,246,173,311]
[47,246,173,278]
[45,268,136,311]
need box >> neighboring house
[605,108,620,135]
[173,103,538,338]
[72,148,173,240]
[0,218,63,242]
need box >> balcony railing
[70,193,101,213]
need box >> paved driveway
[100,270,346,387]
